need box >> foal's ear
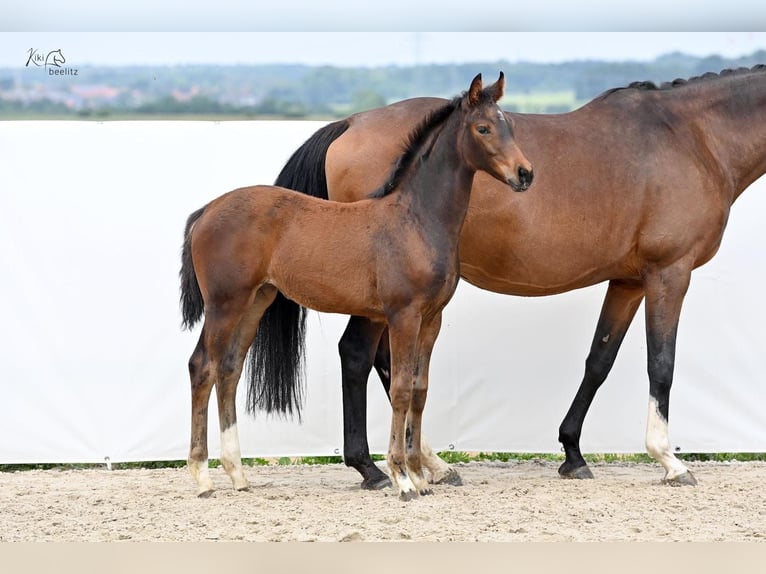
[468,73,483,106]
[487,71,505,102]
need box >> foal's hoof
[558,462,595,480]
[236,486,251,493]
[433,468,463,487]
[361,475,392,491]
[197,489,215,499]
[399,490,419,502]
[419,488,434,496]
[662,471,698,487]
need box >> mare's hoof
[197,489,215,499]
[419,488,434,496]
[361,475,392,491]
[236,486,251,493]
[663,471,698,487]
[434,468,463,486]
[559,462,595,480]
[399,490,419,502]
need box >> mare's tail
[180,206,207,330]
[273,118,349,199]
[245,119,350,419]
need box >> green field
[0,90,586,121]
[2,451,764,472]
[499,90,582,113]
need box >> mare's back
[327,97,447,201]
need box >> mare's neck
[681,70,766,200]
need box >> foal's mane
[369,94,462,198]
[598,63,766,100]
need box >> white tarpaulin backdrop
[1,121,764,464]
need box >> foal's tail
[178,201,308,420]
[179,205,207,330]
[244,119,350,419]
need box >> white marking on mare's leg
[645,397,689,481]
[220,424,250,491]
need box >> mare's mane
[597,64,766,100]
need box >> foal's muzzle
[509,166,534,192]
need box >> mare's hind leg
[188,330,216,497]
[215,285,278,492]
[558,279,644,479]
[373,330,462,487]
[338,316,390,490]
[643,264,696,486]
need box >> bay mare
[267,65,766,489]
[179,74,533,498]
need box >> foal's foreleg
[386,312,422,500]
[372,332,461,486]
[404,313,443,496]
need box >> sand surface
[2,460,765,542]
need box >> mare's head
[460,72,533,192]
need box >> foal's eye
[477,126,490,135]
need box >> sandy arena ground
[1,460,765,542]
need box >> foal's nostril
[518,166,534,189]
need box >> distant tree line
[1,50,764,118]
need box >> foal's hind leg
[215,286,278,492]
[189,312,244,497]
[187,287,276,497]
[558,279,644,479]
[188,329,216,497]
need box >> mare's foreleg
[643,265,696,486]
[558,279,644,479]
[338,316,390,490]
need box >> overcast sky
[2,32,766,68]
[3,0,766,33]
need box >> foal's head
[460,72,534,192]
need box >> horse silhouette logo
[45,49,65,68]
[25,48,66,68]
